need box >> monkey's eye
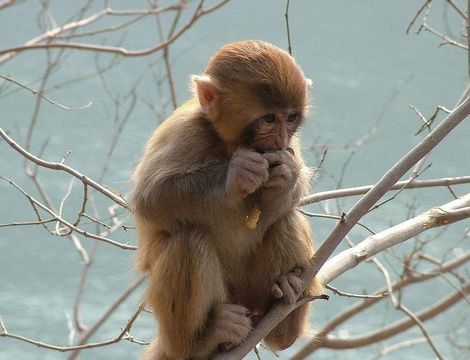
[262,114,276,124]
[287,112,299,123]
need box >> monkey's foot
[272,268,304,305]
[212,304,252,346]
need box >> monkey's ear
[305,78,313,90]
[192,75,219,114]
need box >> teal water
[1,1,469,359]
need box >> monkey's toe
[212,304,252,345]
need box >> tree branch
[0,128,129,208]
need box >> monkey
[131,40,322,360]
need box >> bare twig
[0,175,135,250]
[298,209,376,235]
[293,249,470,358]
[0,128,129,208]
[419,22,467,49]
[406,0,432,34]
[285,0,292,55]
[368,163,432,212]
[0,0,230,58]
[312,283,470,350]
[446,0,467,20]
[368,336,446,360]
[325,284,387,299]
[300,175,470,205]
[374,260,444,359]
[0,304,145,352]
[67,276,146,360]
[0,74,92,110]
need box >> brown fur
[132,40,322,360]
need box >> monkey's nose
[274,136,288,150]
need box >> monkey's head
[192,40,312,152]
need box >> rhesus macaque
[132,40,322,359]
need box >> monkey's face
[246,110,303,152]
[197,40,312,145]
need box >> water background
[1,1,469,359]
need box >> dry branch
[0,175,135,250]
[0,0,230,59]
[0,304,144,352]
[300,175,470,205]
[293,250,470,359]
[0,128,129,208]
[319,193,470,284]
[312,282,470,350]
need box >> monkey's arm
[133,157,233,225]
[133,146,269,227]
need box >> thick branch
[319,193,470,284]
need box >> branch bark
[319,193,470,284]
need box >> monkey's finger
[272,283,284,299]
[231,314,252,329]
[278,150,297,168]
[261,152,282,167]
[238,173,264,194]
[286,273,303,293]
[263,178,285,189]
[217,315,250,331]
[233,156,269,175]
[269,164,292,180]
[231,323,252,339]
[219,303,250,317]
[239,149,270,166]
[263,151,296,171]
[239,164,269,183]
[223,323,251,345]
[264,169,292,189]
[279,276,296,305]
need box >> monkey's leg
[142,228,251,360]
[249,212,323,351]
[263,303,309,351]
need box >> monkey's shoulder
[147,103,226,164]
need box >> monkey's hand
[272,268,304,305]
[262,149,299,191]
[211,304,252,347]
[226,148,269,199]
